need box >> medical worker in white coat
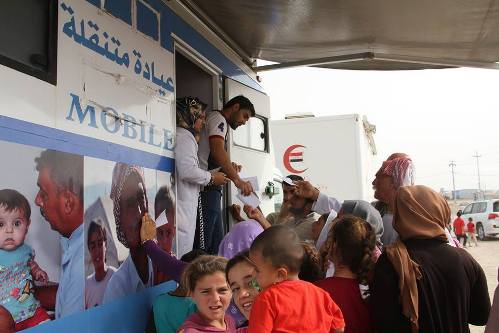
[174,97,229,257]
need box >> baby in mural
[0,189,51,330]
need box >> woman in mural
[175,97,229,257]
[102,163,154,303]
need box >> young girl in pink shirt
[178,255,242,333]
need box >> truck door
[224,78,275,224]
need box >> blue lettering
[162,128,174,151]
[148,124,162,147]
[122,113,138,139]
[139,120,147,143]
[101,108,121,133]
[66,93,98,128]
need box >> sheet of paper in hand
[237,192,261,209]
[242,176,259,191]
[155,210,169,228]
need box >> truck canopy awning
[178,0,499,71]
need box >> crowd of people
[0,93,497,333]
[137,95,497,333]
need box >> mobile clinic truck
[0,1,273,332]
[2,1,499,332]
[272,114,377,202]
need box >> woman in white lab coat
[175,97,228,257]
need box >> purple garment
[227,301,247,329]
[178,312,238,332]
[144,240,187,283]
[218,220,264,259]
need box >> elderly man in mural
[34,149,84,318]
[102,163,153,303]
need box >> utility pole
[472,152,482,198]
[449,160,456,201]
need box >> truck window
[479,202,487,213]
[0,1,57,84]
[493,201,499,212]
[233,116,268,152]
[462,204,472,215]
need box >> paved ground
[467,236,498,333]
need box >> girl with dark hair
[299,242,324,283]
[225,250,259,326]
[316,215,377,333]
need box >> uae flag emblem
[283,144,308,174]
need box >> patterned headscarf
[110,162,148,248]
[376,156,415,189]
[176,96,207,135]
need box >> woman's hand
[211,171,230,186]
[141,213,157,244]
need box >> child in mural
[85,220,117,308]
[102,163,154,303]
[153,185,176,284]
[0,189,51,331]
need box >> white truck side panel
[57,0,175,157]
[271,114,375,202]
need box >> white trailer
[271,114,377,202]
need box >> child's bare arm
[29,259,49,283]
[243,205,271,229]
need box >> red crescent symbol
[283,144,308,174]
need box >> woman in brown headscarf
[371,185,490,333]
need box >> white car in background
[461,200,499,240]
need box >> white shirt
[85,266,117,309]
[313,192,341,250]
[312,192,342,215]
[175,127,211,256]
[198,111,228,171]
[102,255,153,304]
[315,209,338,251]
